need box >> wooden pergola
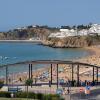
[0,60,100,88]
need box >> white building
[48,32,67,38]
[49,29,77,38]
[78,29,89,36]
[16,27,27,30]
[60,29,69,32]
[88,24,100,35]
[49,24,100,38]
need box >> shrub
[0,92,10,98]
[36,93,43,100]
[16,92,27,98]
[0,91,64,100]
[25,79,33,86]
[0,80,4,88]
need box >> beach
[0,45,100,98]
[30,45,100,82]
[77,45,100,66]
[0,45,100,85]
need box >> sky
[0,0,100,31]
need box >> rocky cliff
[42,36,100,48]
[0,26,59,40]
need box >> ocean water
[0,42,90,64]
[0,42,90,75]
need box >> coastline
[76,45,100,66]
[0,43,100,85]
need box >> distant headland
[0,23,100,48]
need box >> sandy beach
[77,45,100,66]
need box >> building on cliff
[49,24,100,38]
[49,29,77,38]
[88,24,100,35]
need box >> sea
[0,42,90,76]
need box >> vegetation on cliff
[0,25,59,40]
[61,24,91,30]
[0,24,92,40]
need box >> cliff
[42,36,100,48]
[1,24,100,48]
[0,26,59,40]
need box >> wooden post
[57,64,58,89]
[96,67,98,85]
[77,64,79,86]
[29,64,30,79]
[31,64,33,87]
[72,64,74,86]
[31,64,32,79]
[93,67,94,84]
[51,64,52,84]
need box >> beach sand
[77,45,100,66]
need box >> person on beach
[19,77,22,82]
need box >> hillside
[0,26,59,40]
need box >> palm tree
[25,78,33,98]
